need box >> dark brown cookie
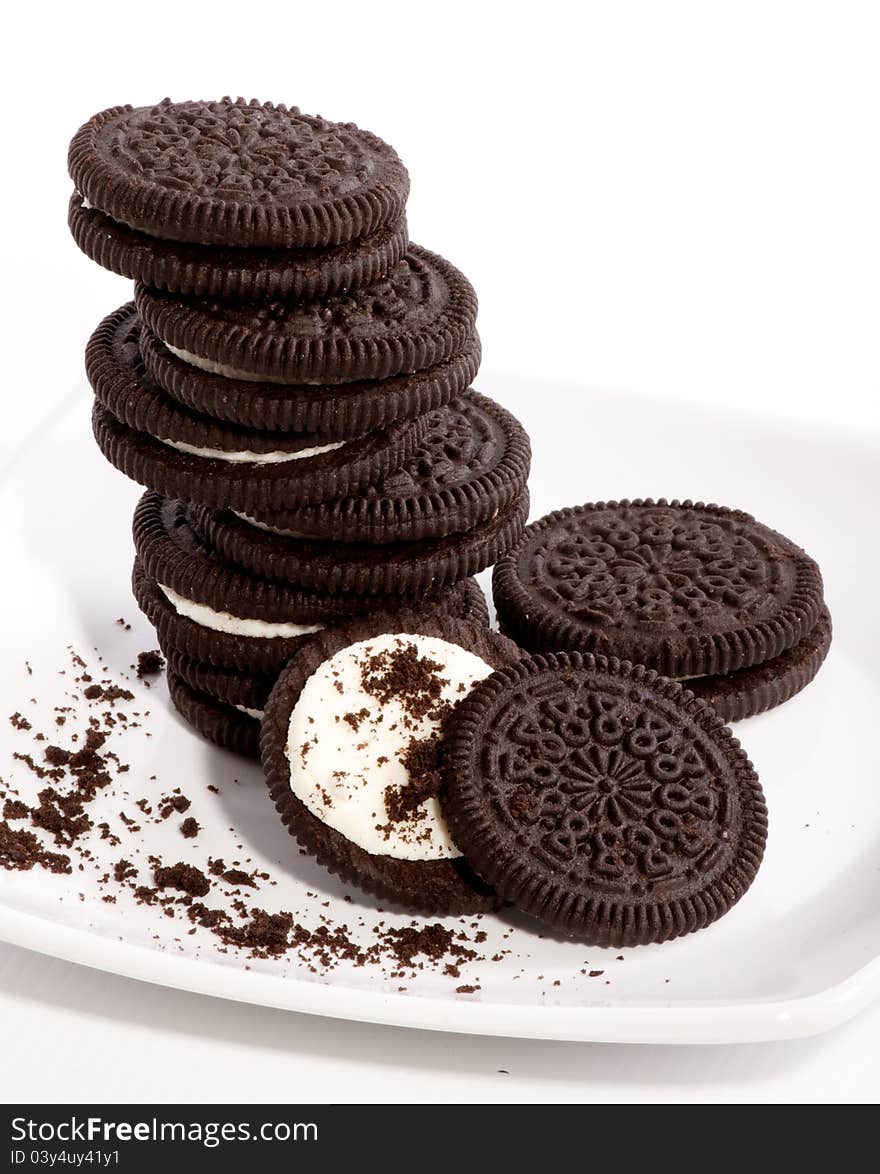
[162,644,275,715]
[249,389,532,544]
[167,668,260,759]
[190,490,529,597]
[130,560,315,675]
[141,323,481,437]
[133,490,474,626]
[134,246,477,384]
[69,192,408,300]
[493,500,824,679]
[442,652,768,946]
[686,605,832,722]
[92,362,426,512]
[69,98,409,248]
[261,615,521,915]
[132,502,489,669]
[88,304,352,457]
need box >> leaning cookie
[90,311,427,511]
[69,98,409,249]
[261,615,521,915]
[167,668,261,759]
[69,193,409,301]
[132,494,489,673]
[134,245,477,385]
[442,652,768,946]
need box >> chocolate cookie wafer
[442,652,768,945]
[69,193,409,301]
[162,645,275,718]
[686,605,832,722]
[89,308,427,511]
[136,559,488,676]
[167,669,261,759]
[134,245,477,385]
[69,98,409,249]
[494,500,826,680]
[191,491,528,596]
[141,325,481,437]
[248,390,532,543]
[261,615,521,915]
[132,492,490,672]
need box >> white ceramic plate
[1,374,877,1045]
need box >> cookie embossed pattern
[134,245,478,384]
[494,500,829,721]
[443,654,768,946]
[69,98,410,248]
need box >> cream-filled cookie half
[286,633,495,861]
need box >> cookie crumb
[136,650,165,678]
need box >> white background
[2,0,879,1104]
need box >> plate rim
[1,902,878,1045]
[3,386,879,1047]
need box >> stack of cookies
[68,98,530,757]
[69,99,826,949]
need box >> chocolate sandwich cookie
[686,605,832,722]
[132,491,489,669]
[163,580,492,724]
[442,652,768,946]
[494,500,825,680]
[162,644,275,717]
[190,490,529,597]
[90,311,426,512]
[167,668,260,759]
[69,193,409,301]
[261,615,521,915]
[134,245,478,385]
[69,98,409,249]
[133,557,313,675]
[141,324,481,438]
[136,559,488,676]
[248,389,532,544]
[89,304,354,456]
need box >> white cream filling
[286,633,494,861]
[158,435,345,465]
[76,192,180,238]
[167,344,327,386]
[234,703,264,720]
[158,583,323,639]
[232,511,310,539]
